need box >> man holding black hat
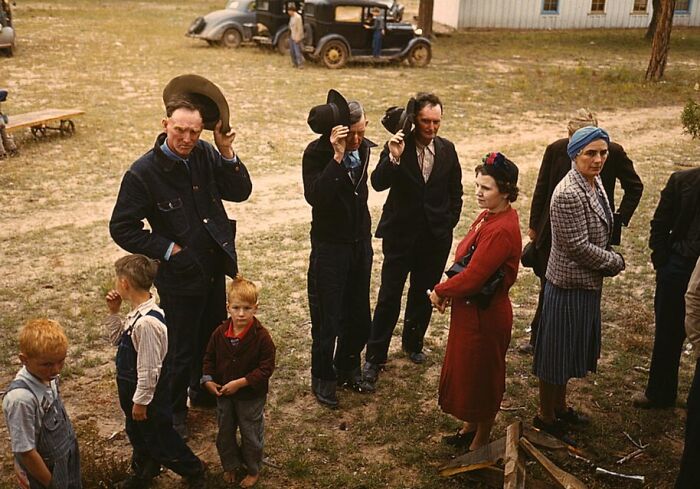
[110,74,252,437]
[363,92,463,388]
[303,89,376,408]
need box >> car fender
[313,34,350,57]
[208,21,250,41]
[398,36,431,57]
[272,26,290,47]
[0,26,15,46]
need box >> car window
[257,0,269,11]
[335,6,363,23]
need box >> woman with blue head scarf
[531,126,625,444]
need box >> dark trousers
[366,233,452,364]
[160,275,227,415]
[216,395,266,475]
[308,238,373,380]
[646,253,695,405]
[529,244,550,346]
[676,358,700,488]
[117,378,203,479]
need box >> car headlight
[414,27,423,36]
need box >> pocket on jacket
[157,197,190,235]
[163,247,204,282]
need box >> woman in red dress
[429,152,521,451]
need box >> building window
[591,0,606,12]
[675,0,690,12]
[542,0,559,13]
[632,0,647,12]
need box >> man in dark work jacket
[364,92,463,386]
[110,95,252,437]
[633,166,700,409]
[522,109,643,353]
[303,93,376,408]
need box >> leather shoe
[555,407,589,426]
[631,392,674,409]
[442,429,476,448]
[312,377,339,409]
[533,416,576,447]
[407,351,426,364]
[362,361,381,384]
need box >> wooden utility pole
[418,0,434,38]
[645,0,676,81]
[645,0,662,39]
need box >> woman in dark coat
[532,126,625,442]
[429,152,521,451]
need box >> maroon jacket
[202,317,276,400]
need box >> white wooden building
[433,0,700,29]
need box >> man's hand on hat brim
[214,120,236,159]
[330,125,348,163]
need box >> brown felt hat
[381,97,415,134]
[163,74,230,133]
[307,89,351,135]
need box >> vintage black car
[249,0,300,54]
[303,0,430,69]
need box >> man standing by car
[287,4,304,68]
[110,75,252,438]
[363,92,463,388]
[303,90,376,408]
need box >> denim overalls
[6,379,82,489]
[116,309,203,480]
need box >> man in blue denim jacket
[110,87,252,438]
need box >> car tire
[221,28,243,48]
[321,40,348,69]
[276,30,290,55]
[407,42,431,67]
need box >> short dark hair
[414,92,443,115]
[474,164,520,202]
[115,254,159,291]
[165,97,202,118]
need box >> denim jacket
[110,133,252,295]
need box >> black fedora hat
[307,89,350,135]
[381,97,415,134]
[163,74,230,133]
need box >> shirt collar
[17,366,58,395]
[160,138,188,163]
[126,296,158,321]
[416,139,435,156]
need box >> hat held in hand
[163,74,230,133]
[307,89,350,135]
[381,97,415,134]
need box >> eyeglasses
[579,149,608,159]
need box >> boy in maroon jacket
[201,277,276,488]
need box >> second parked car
[187,0,257,48]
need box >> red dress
[434,207,521,422]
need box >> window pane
[543,0,558,12]
[591,0,606,12]
[335,6,363,22]
[675,0,690,11]
[633,0,647,11]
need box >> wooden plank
[440,436,506,477]
[6,109,85,132]
[504,421,526,489]
[519,438,588,489]
[523,426,575,452]
[463,466,556,489]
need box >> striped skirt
[532,281,602,385]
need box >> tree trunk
[418,0,434,38]
[646,0,662,40]
[645,0,676,81]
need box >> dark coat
[372,134,463,242]
[649,167,700,269]
[302,136,376,243]
[202,318,276,400]
[529,138,643,252]
[110,133,252,295]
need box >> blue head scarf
[567,126,610,160]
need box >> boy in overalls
[2,319,81,489]
[105,254,206,489]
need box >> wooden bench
[5,108,85,138]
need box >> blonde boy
[201,277,275,488]
[2,319,81,489]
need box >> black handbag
[445,244,505,309]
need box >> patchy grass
[1,0,700,487]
